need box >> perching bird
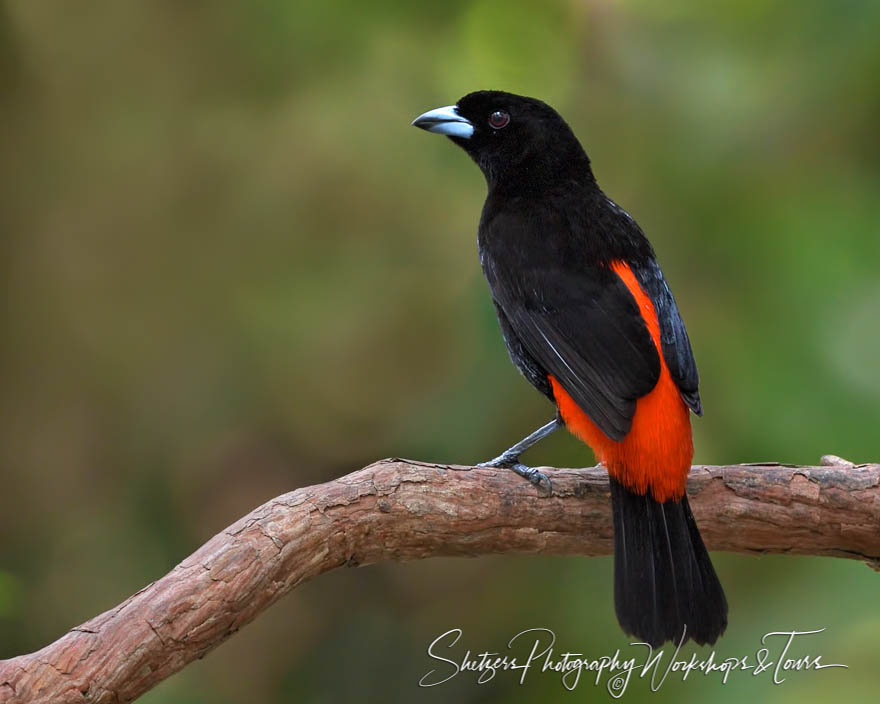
[412,91,727,647]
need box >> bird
[412,90,727,647]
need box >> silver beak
[411,105,474,139]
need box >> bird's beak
[411,105,474,139]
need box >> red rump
[550,260,693,502]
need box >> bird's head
[412,90,593,192]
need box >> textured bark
[1,459,878,703]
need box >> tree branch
[1,459,878,703]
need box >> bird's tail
[609,476,727,647]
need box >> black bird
[412,91,727,646]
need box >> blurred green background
[1,0,878,702]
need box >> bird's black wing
[631,258,702,415]
[489,264,661,441]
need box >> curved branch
[1,459,878,702]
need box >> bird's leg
[478,417,560,466]
[477,417,561,493]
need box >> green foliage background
[1,1,878,702]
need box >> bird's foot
[477,450,520,469]
[511,463,553,495]
[477,455,552,495]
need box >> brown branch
[1,459,878,703]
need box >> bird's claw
[478,455,552,495]
[512,463,553,495]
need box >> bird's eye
[488,110,510,129]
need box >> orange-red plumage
[550,260,692,502]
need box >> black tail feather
[609,477,727,646]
